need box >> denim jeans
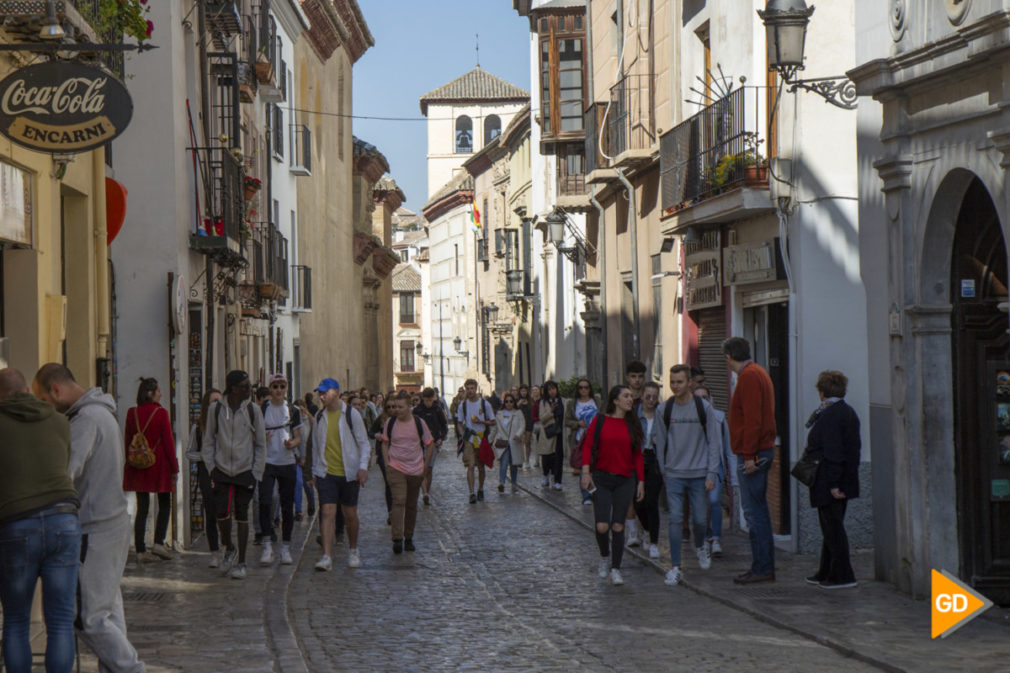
[738,449,775,575]
[499,447,518,485]
[294,465,315,514]
[707,463,726,539]
[0,507,82,673]
[664,476,708,566]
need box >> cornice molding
[422,190,474,223]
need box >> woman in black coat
[805,370,861,589]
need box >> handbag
[478,435,495,468]
[790,450,820,487]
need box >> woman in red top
[580,385,645,586]
[123,377,179,562]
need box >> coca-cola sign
[0,62,132,154]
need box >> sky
[352,1,532,213]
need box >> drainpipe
[589,189,608,385]
[615,167,640,360]
[93,150,110,363]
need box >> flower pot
[244,185,258,200]
[239,83,254,103]
[744,164,768,184]
[254,61,274,85]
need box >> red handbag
[478,436,495,468]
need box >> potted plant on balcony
[255,47,275,85]
[739,132,768,184]
[244,176,261,201]
[96,0,154,43]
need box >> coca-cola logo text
[1,76,107,116]
[0,62,132,154]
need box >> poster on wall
[997,370,1010,465]
[0,161,31,245]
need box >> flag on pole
[470,198,481,232]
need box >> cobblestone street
[286,446,880,673]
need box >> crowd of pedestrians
[0,337,862,671]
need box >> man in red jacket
[724,337,777,584]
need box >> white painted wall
[425,101,525,198]
[427,206,471,394]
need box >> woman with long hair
[186,388,222,565]
[516,384,532,470]
[370,397,396,524]
[565,377,600,505]
[536,381,565,489]
[580,385,644,586]
[489,393,526,493]
[125,377,180,562]
[292,397,316,521]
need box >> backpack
[660,396,708,464]
[127,407,159,470]
[384,415,427,457]
[585,412,606,471]
[260,401,300,432]
[215,399,257,430]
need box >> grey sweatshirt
[654,396,722,482]
[66,387,129,533]
[202,398,266,481]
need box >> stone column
[577,279,603,388]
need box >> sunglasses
[504,398,515,404]
[270,383,286,389]
[577,384,590,389]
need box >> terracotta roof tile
[420,66,528,114]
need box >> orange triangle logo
[931,569,993,638]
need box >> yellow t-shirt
[325,409,345,477]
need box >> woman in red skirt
[123,377,179,562]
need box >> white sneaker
[552,482,562,491]
[610,568,624,586]
[280,546,293,565]
[696,544,712,570]
[598,558,610,578]
[208,551,220,568]
[151,543,174,560]
[230,563,247,580]
[626,522,640,547]
[665,566,683,585]
[314,555,332,572]
[541,476,549,487]
[709,538,723,557]
[348,548,361,568]
[649,544,660,560]
[259,544,274,567]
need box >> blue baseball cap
[315,377,340,393]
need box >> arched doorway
[951,177,1010,603]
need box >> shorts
[428,443,439,468]
[316,474,361,507]
[460,435,487,469]
[211,469,256,522]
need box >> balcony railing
[291,265,312,310]
[66,0,124,78]
[290,124,311,176]
[659,87,768,212]
[557,146,587,196]
[606,74,654,160]
[188,147,245,262]
[476,236,489,263]
[205,0,242,37]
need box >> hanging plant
[97,0,154,43]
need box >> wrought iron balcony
[205,0,241,37]
[605,74,655,165]
[659,86,769,214]
[188,147,245,265]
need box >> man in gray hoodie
[655,363,722,587]
[34,363,145,673]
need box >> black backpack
[659,396,708,464]
[384,415,427,456]
[260,401,301,432]
[214,399,257,430]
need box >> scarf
[806,397,842,428]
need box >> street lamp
[506,269,524,300]
[757,0,857,110]
[415,341,423,355]
[546,208,566,246]
[453,335,469,358]
[486,303,499,323]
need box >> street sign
[0,62,133,154]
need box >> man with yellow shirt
[305,378,371,570]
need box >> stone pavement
[286,448,883,673]
[519,462,1010,673]
[67,443,1010,673]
